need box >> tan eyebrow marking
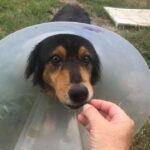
[52,45,66,58]
[79,46,90,58]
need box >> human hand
[77,99,134,150]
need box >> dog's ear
[25,44,43,86]
[25,44,40,79]
[91,53,101,85]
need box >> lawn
[0,0,150,150]
[0,0,62,38]
[78,0,150,67]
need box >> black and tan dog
[25,4,101,109]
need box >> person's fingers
[77,114,88,126]
[82,104,107,124]
[77,114,91,131]
[90,99,128,121]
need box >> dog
[25,4,101,109]
[50,4,91,24]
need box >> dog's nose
[68,85,88,103]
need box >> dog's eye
[49,55,62,65]
[81,55,91,65]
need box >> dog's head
[25,34,100,109]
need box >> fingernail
[83,104,91,111]
[77,114,82,121]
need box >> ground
[0,0,150,149]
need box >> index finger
[90,99,128,121]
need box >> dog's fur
[25,4,100,109]
[51,4,91,24]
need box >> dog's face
[25,34,100,109]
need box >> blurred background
[0,0,149,149]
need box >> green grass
[131,118,150,150]
[121,28,150,67]
[0,0,62,38]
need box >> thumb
[82,104,107,125]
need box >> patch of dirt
[90,13,118,32]
[60,0,78,4]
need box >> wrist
[101,146,131,150]
[101,148,130,150]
